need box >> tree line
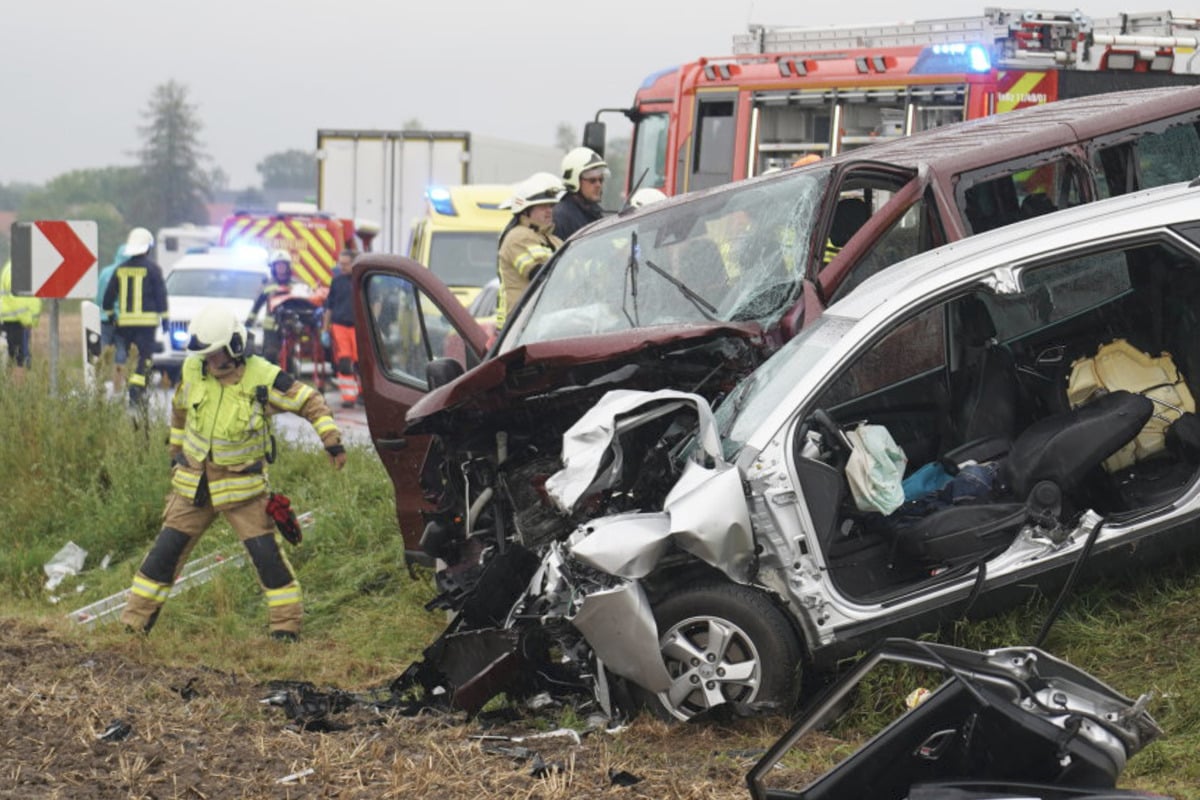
[0,80,319,268]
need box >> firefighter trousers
[120,491,303,635]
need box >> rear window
[167,268,264,300]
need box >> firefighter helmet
[561,147,609,192]
[187,304,248,359]
[629,187,667,209]
[503,172,565,214]
[269,249,292,266]
[124,227,154,257]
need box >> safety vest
[170,355,282,507]
[0,262,42,327]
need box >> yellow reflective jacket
[168,354,341,507]
[0,262,43,327]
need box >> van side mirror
[426,357,465,390]
[583,121,607,159]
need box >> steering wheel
[807,408,854,465]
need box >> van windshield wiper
[622,230,641,327]
[643,258,718,319]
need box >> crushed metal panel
[664,461,755,583]
[573,581,673,693]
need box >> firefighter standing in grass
[0,259,42,372]
[495,172,564,330]
[322,249,360,408]
[119,304,345,641]
[101,227,168,406]
[553,147,609,241]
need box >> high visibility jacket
[0,262,42,327]
[168,354,341,508]
[496,219,561,329]
[101,254,168,327]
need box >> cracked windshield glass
[500,168,831,350]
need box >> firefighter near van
[495,173,565,330]
[101,228,169,406]
[322,249,361,408]
[119,304,346,640]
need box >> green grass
[0,360,446,686]
[5,360,1200,796]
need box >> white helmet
[629,187,667,209]
[502,172,565,214]
[124,227,154,257]
[186,304,248,359]
[561,147,609,192]
[268,249,292,266]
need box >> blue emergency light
[427,186,457,216]
[912,43,992,75]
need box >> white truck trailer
[315,130,561,254]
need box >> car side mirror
[426,357,465,390]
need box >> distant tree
[234,186,267,209]
[208,166,230,194]
[402,118,424,131]
[0,182,37,211]
[17,167,143,266]
[555,123,578,153]
[257,149,317,192]
[133,80,211,230]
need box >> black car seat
[824,198,871,264]
[950,296,1020,447]
[891,390,1154,568]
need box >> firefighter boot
[243,533,303,637]
[120,527,195,633]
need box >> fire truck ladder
[734,8,1200,68]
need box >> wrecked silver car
[392,179,1200,722]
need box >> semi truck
[315,130,561,255]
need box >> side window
[1093,121,1200,199]
[820,305,946,407]
[960,158,1085,234]
[831,196,931,303]
[365,273,470,389]
[986,250,1132,342]
[690,96,736,191]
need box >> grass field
[3,359,1200,798]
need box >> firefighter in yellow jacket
[0,259,42,369]
[495,172,565,330]
[119,304,346,640]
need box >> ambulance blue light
[968,45,991,72]
[427,186,457,216]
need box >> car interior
[791,235,1200,603]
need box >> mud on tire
[637,582,803,721]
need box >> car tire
[636,582,803,721]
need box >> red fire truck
[587,9,1200,196]
[218,202,378,289]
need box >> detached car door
[352,255,489,560]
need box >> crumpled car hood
[405,322,763,435]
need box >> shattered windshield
[500,169,832,350]
[717,313,855,458]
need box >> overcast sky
[4,0,1143,188]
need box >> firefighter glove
[266,492,303,545]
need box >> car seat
[829,197,871,251]
[950,296,1020,446]
[891,390,1154,568]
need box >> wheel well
[640,557,811,666]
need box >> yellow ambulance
[407,184,512,309]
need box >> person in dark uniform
[101,227,168,406]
